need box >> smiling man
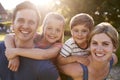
[0,1,59,80]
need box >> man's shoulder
[0,41,5,49]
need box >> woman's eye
[91,42,97,45]
[103,42,109,46]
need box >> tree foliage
[55,0,120,32]
[54,0,120,64]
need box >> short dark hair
[12,1,40,26]
[70,13,94,31]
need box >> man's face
[13,9,38,41]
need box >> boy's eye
[47,27,52,30]
[82,30,87,32]
[73,30,79,33]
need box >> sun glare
[30,0,54,7]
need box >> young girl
[5,12,65,72]
[58,22,119,80]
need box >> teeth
[21,31,29,34]
[49,36,55,39]
[95,53,104,57]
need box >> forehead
[46,18,64,27]
[91,33,112,42]
[15,9,38,21]
[72,24,89,30]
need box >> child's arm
[57,54,79,65]
[57,54,89,66]
[5,43,62,60]
[4,33,15,48]
[4,34,20,71]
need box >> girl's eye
[29,20,35,25]
[56,29,61,32]
[47,27,52,30]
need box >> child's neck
[38,38,53,48]
[77,42,88,49]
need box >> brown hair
[70,13,94,31]
[12,1,40,26]
[89,22,119,49]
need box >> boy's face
[90,33,115,61]
[43,18,64,44]
[71,24,90,47]
[13,9,38,41]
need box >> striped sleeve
[60,43,72,57]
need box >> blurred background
[0,0,120,67]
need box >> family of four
[0,1,119,80]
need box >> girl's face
[90,33,115,61]
[71,24,90,47]
[43,18,64,44]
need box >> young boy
[57,13,94,79]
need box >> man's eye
[18,19,24,23]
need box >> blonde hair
[42,12,65,43]
[89,22,119,49]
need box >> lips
[21,30,29,34]
[48,35,56,39]
[95,53,105,57]
[20,30,30,37]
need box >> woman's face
[90,33,115,61]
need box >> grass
[0,33,5,41]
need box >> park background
[0,0,120,79]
